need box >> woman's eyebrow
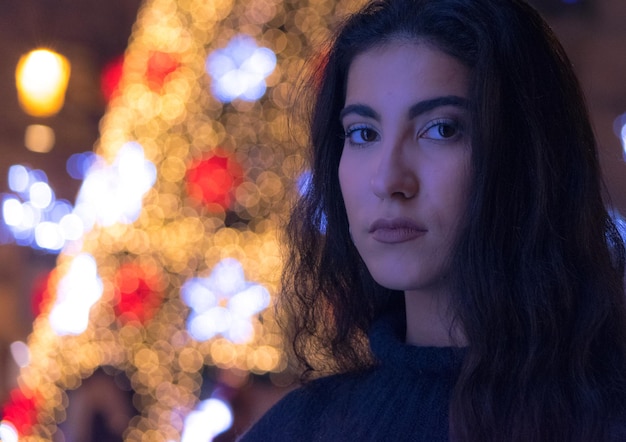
[408,95,468,119]
[340,96,468,123]
[339,104,380,122]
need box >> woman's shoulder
[237,371,365,441]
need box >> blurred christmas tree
[0,0,363,440]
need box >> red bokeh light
[145,51,179,91]
[30,270,58,318]
[114,263,163,324]
[186,151,243,210]
[1,388,39,436]
[101,55,125,103]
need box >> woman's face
[338,42,471,299]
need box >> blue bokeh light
[206,35,276,103]
[66,151,98,180]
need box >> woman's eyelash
[344,124,369,137]
[418,118,463,140]
[344,124,379,144]
[343,118,464,145]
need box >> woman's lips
[369,218,427,244]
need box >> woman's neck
[403,289,465,347]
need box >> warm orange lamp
[15,49,71,117]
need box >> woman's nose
[370,141,419,200]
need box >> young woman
[241,0,626,440]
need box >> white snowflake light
[74,141,156,230]
[181,258,270,343]
[181,398,233,442]
[48,253,104,336]
[206,35,276,103]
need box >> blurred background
[0,0,624,440]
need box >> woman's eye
[345,126,379,145]
[419,120,461,141]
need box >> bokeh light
[7,165,30,193]
[182,258,270,343]
[9,341,30,368]
[1,388,39,437]
[114,262,164,324]
[66,151,98,180]
[614,113,626,161]
[0,421,19,442]
[1,166,84,251]
[48,253,103,335]
[206,35,276,103]
[15,48,71,117]
[73,141,156,229]
[181,398,233,441]
[5,0,368,439]
[24,124,56,153]
[101,55,125,102]
[186,151,243,210]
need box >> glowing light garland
[2,0,367,440]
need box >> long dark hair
[281,0,626,440]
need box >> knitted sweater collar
[369,308,466,376]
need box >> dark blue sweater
[240,314,465,441]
